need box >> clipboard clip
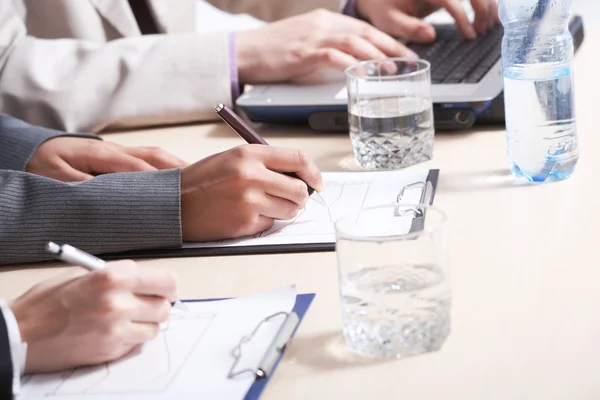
[394,181,433,218]
[227,311,300,380]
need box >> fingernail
[315,181,325,192]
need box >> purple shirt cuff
[343,0,360,19]
[228,32,240,101]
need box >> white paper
[184,169,430,249]
[195,0,265,33]
[20,287,297,400]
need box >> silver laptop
[236,17,584,131]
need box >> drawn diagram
[183,170,430,249]
[22,311,216,398]
[258,181,373,238]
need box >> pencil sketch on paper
[183,169,430,248]
[258,181,373,238]
[21,312,217,398]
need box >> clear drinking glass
[345,59,434,170]
[335,204,450,359]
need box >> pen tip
[46,242,60,254]
[214,103,224,112]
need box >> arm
[0,169,182,265]
[205,0,346,21]
[0,4,232,133]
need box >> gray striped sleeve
[0,169,182,265]
[0,113,100,171]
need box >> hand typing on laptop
[235,9,416,85]
[355,0,500,42]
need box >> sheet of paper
[195,0,265,33]
[20,287,297,400]
[184,169,430,249]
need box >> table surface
[2,28,599,400]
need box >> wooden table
[2,30,598,400]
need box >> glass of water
[335,204,449,359]
[345,59,434,169]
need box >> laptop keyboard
[407,24,503,84]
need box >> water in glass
[339,258,450,359]
[349,96,434,170]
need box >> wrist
[351,0,370,21]
[9,300,34,345]
[235,31,260,85]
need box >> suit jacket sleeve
[205,0,346,22]
[0,113,100,171]
[0,115,182,266]
[0,3,232,133]
[0,168,183,265]
[0,308,13,399]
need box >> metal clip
[228,311,299,380]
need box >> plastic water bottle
[499,0,578,182]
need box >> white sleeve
[0,300,27,397]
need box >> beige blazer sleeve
[206,0,347,22]
[0,2,233,133]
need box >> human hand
[10,261,177,373]
[355,0,500,42]
[27,137,189,182]
[180,144,323,241]
[236,8,417,84]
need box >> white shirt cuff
[0,300,27,397]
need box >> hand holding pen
[46,242,188,311]
[214,103,327,206]
[10,251,182,373]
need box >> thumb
[386,10,436,43]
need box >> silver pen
[46,242,188,311]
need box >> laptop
[236,16,585,131]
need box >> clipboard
[188,293,316,400]
[103,170,439,260]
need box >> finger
[253,146,324,193]
[130,296,171,324]
[325,34,387,61]
[354,19,419,57]
[383,10,436,43]
[87,146,157,174]
[54,158,94,182]
[132,268,178,300]
[253,215,276,235]
[262,170,310,207]
[125,322,161,345]
[119,146,189,170]
[441,0,477,39]
[237,211,276,237]
[490,1,500,26]
[470,0,492,34]
[310,47,360,72]
[259,193,302,221]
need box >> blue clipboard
[186,293,316,400]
